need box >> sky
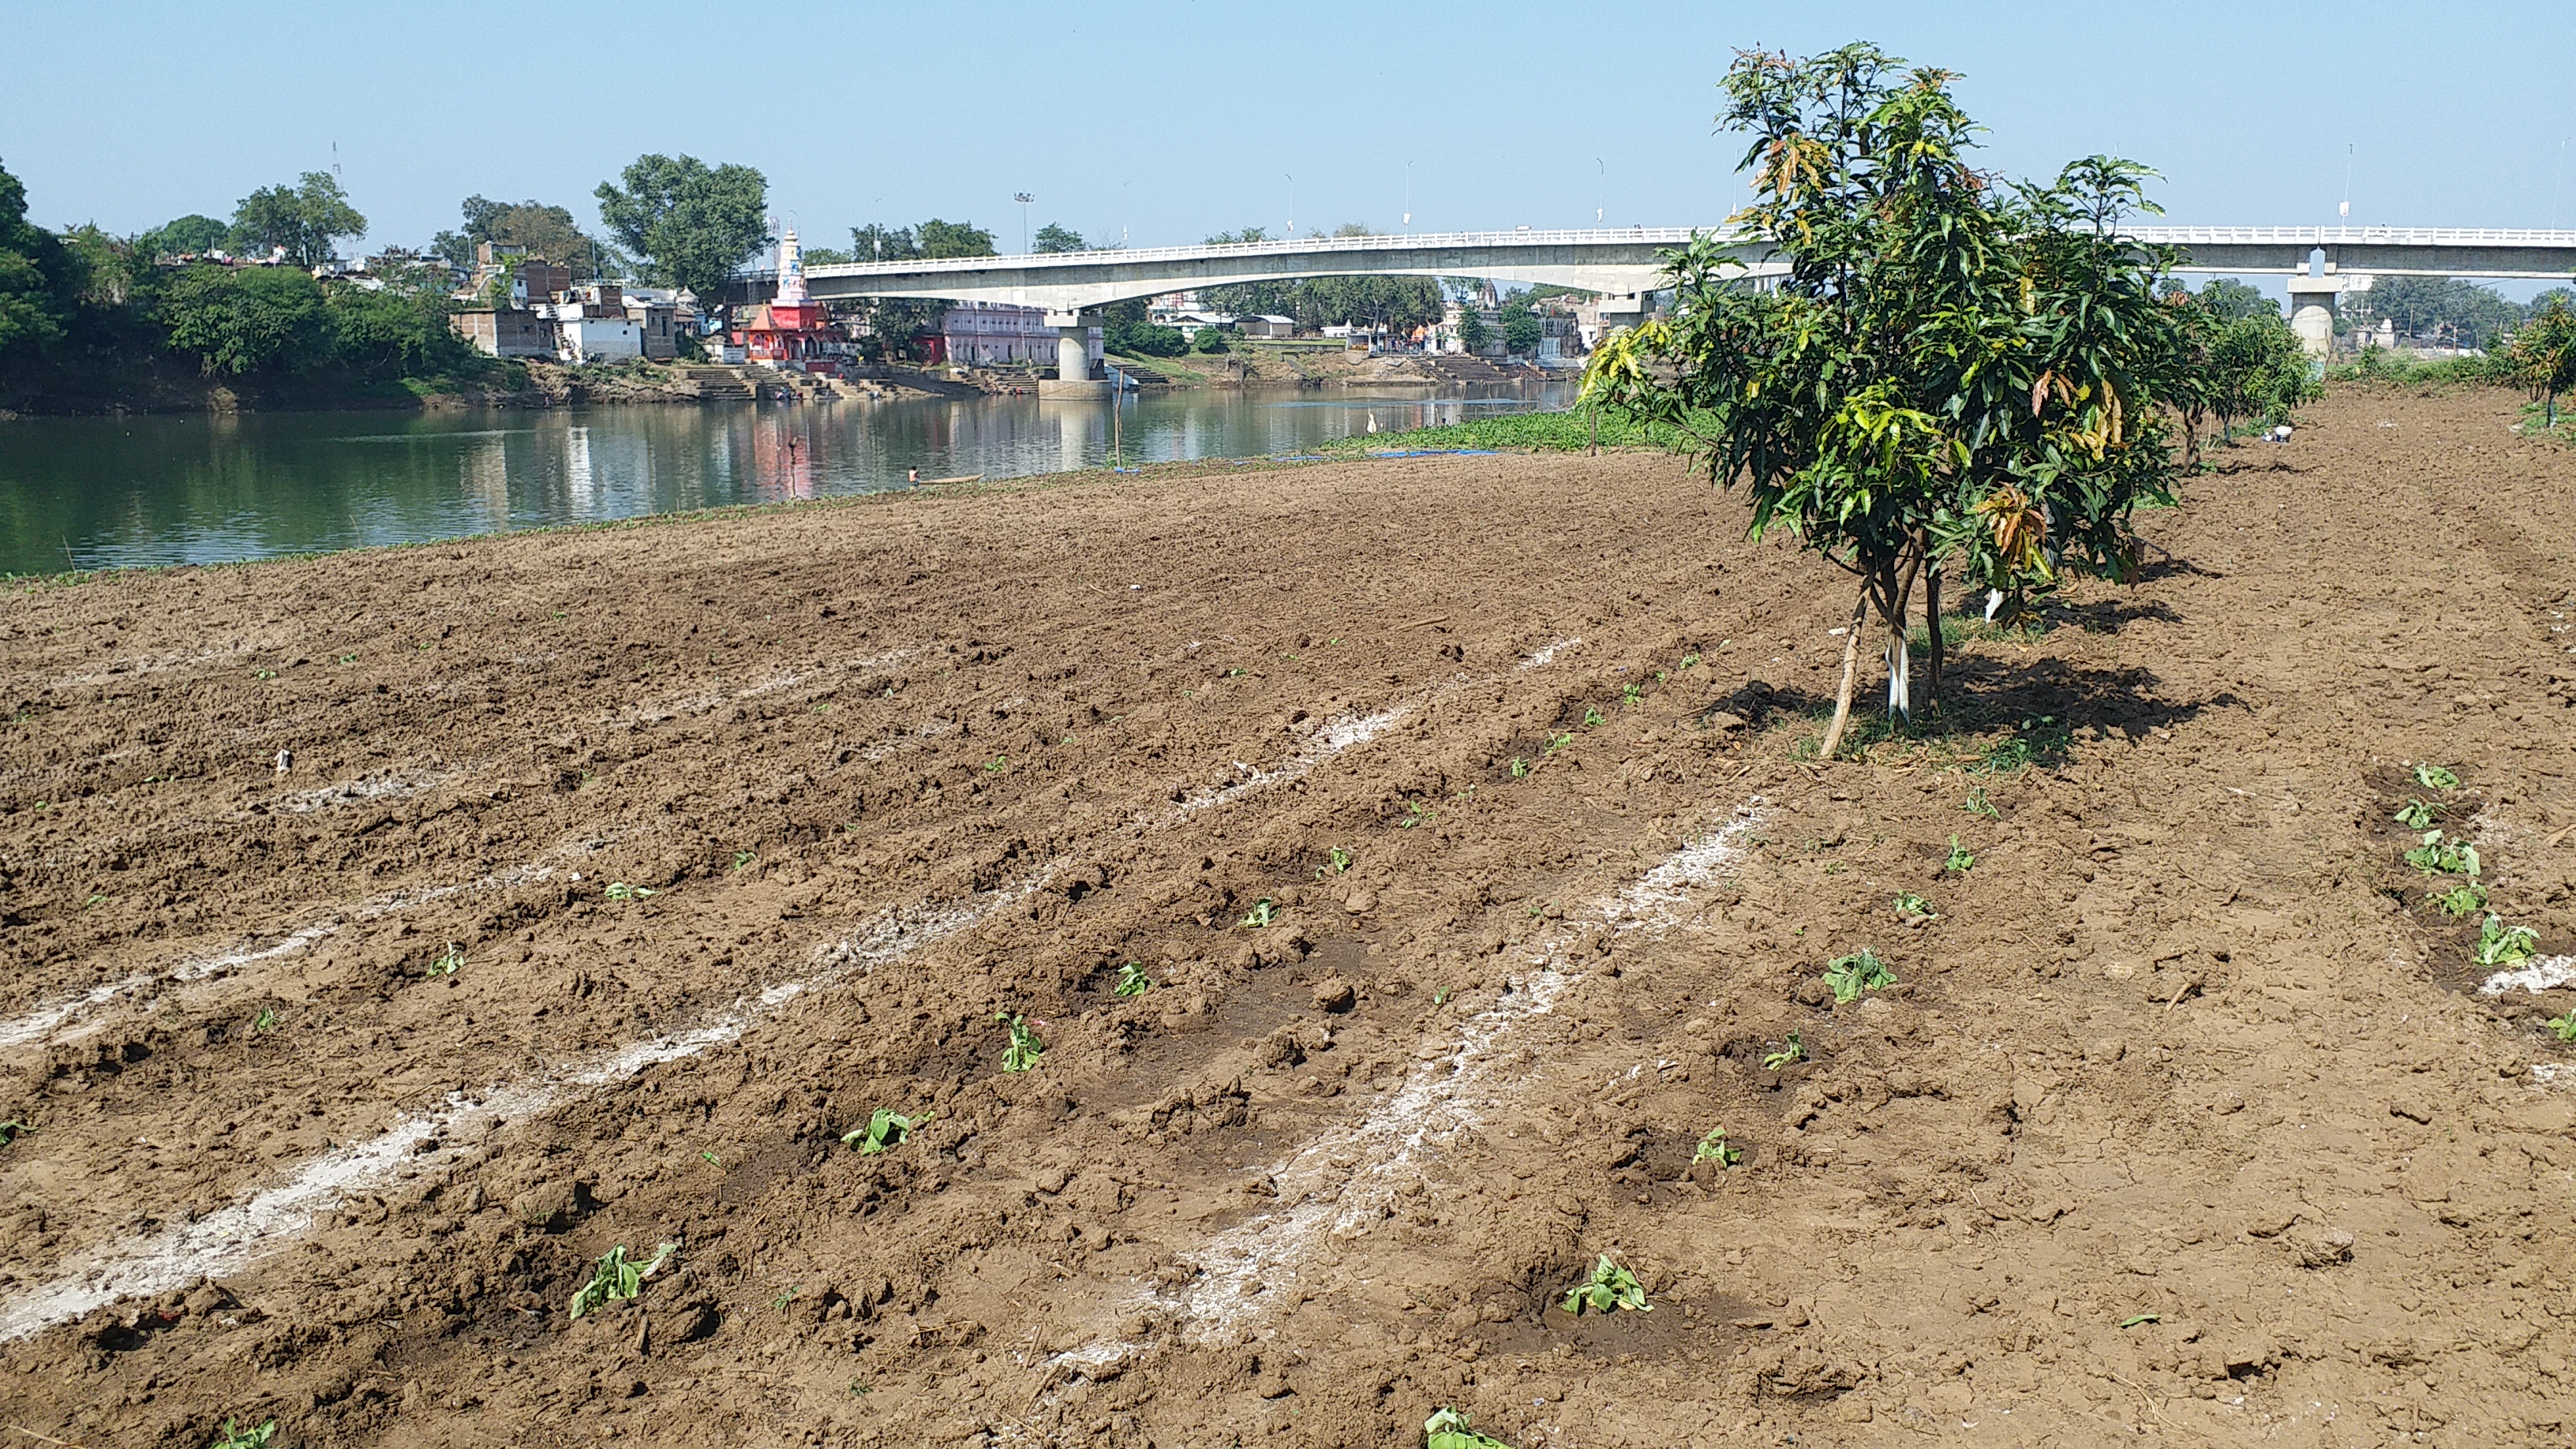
[6,0,2573,259]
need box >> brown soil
[2,388,2574,1448]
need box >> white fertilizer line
[0,875,1043,1344]
[1518,638,1582,670]
[2479,956,2576,997]
[1057,803,1768,1367]
[1157,705,1413,826]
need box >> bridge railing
[794,227,1716,281]
[2133,226,2576,247]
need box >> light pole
[1403,160,1412,231]
[1286,174,1294,238]
[1013,193,1034,253]
[1597,158,1606,226]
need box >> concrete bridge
[744,225,2576,387]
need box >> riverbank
[4,388,2574,1447]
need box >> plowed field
[4,387,2574,1448]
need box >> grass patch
[1317,405,1712,456]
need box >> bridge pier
[1039,310,1112,398]
[2286,274,2346,359]
[1596,292,1648,338]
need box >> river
[0,381,1577,577]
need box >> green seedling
[984,755,1008,773]
[1679,653,1702,669]
[2119,1312,2162,1329]
[253,668,276,681]
[337,653,356,665]
[2402,831,2479,878]
[1761,1034,1805,1071]
[1822,949,1896,1004]
[1690,1128,1743,1166]
[1582,706,1605,728]
[1508,757,1530,777]
[995,1013,1043,1072]
[1561,1255,1650,1316]
[0,1121,28,1148]
[773,1288,799,1312]
[732,851,755,871]
[1621,683,1643,708]
[1425,1407,1515,1449]
[842,1108,932,1154]
[700,1151,721,1166]
[1398,799,1434,829]
[1654,670,1669,683]
[1114,961,1153,997]
[2548,1010,2576,1044]
[1893,892,1939,923]
[1240,897,1279,928]
[1962,786,2001,820]
[253,1008,279,1032]
[1225,666,1246,677]
[848,1379,872,1398]
[2392,798,2445,830]
[1060,734,1076,745]
[2413,762,2462,791]
[2430,882,2488,917]
[605,881,656,901]
[429,942,463,976]
[2476,915,2541,968]
[1433,987,1451,1005]
[1543,731,1573,754]
[208,1420,277,1449]
[1945,836,1976,874]
[1316,846,1354,878]
[567,1241,676,1318]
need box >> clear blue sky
[6,0,2572,253]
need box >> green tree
[228,172,367,267]
[1586,44,2188,753]
[594,155,768,305]
[137,214,229,259]
[1193,324,1230,354]
[155,263,331,374]
[1502,305,1543,355]
[1033,223,1085,253]
[0,159,74,355]
[1456,305,1490,354]
[2508,297,2576,426]
[2192,277,2277,321]
[837,220,993,362]
[916,219,995,259]
[326,278,474,379]
[1103,297,1185,356]
[431,195,615,275]
[2355,275,2522,348]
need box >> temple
[732,226,848,373]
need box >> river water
[0,381,1575,576]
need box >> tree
[2508,297,2576,427]
[2192,277,2276,321]
[1502,304,1543,355]
[155,263,332,374]
[1456,305,1490,354]
[137,214,229,259]
[228,172,366,267]
[1194,324,1230,354]
[594,155,767,305]
[431,195,615,274]
[915,219,995,259]
[1586,45,2188,755]
[2353,275,2522,348]
[0,159,73,355]
[326,277,474,379]
[1103,297,1185,356]
[1033,223,1085,253]
[839,220,993,361]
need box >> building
[451,307,557,358]
[1236,314,1296,339]
[613,284,693,361]
[732,226,848,373]
[929,301,1094,368]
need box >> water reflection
[0,381,1572,574]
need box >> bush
[1111,321,1187,357]
[325,283,477,380]
[1193,325,1230,354]
[154,264,332,375]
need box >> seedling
[2548,1009,2576,1044]
[2412,762,2462,791]
[253,1008,279,1032]
[0,1121,27,1148]
[2430,882,2488,917]
[429,942,463,976]
[1433,987,1451,1005]
[208,1420,277,1449]
[732,851,755,871]
[842,1108,932,1154]
[2475,915,2541,968]
[1316,845,1354,878]
[2118,1312,2162,1329]
[1945,836,1975,874]
[1398,799,1434,829]
[1543,732,1574,754]
[1425,1408,1515,1449]
[567,1241,676,1318]
[1690,1128,1743,1166]
[773,1288,799,1312]
[1561,1255,1650,1316]
[253,668,276,681]
[2402,831,2479,878]
[1114,961,1153,997]
[1962,786,2001,820]
[1582,706,1605,728]
[1621,682,1642,709]
[995,1013,1043,1072]
[605,882,657,901]
[2391,798,2445,830]
[1761,1034,1805,1070]
[1822,949,1896,1003]
[1893,891,1939,923]
[699,1151,721,1166]
[1239,897,1279,928]
[848,1379,872,1398]
[337,653,356,665]
[984,755,1008,773]
[1679,653,1702,669]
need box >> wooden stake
[1818,586,1870,762]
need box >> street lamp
[1013,193,1034,253]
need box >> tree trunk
[1818,586,1870,762]
[1923,564,1945,710]
[1876,558,1920,725]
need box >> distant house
[451,307,557,358]
[1236,314,1296,339]
[546,283,644,362]
[930,300,1091,367]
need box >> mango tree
[1584,45,2188,758]
[2510,296,2576,428]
